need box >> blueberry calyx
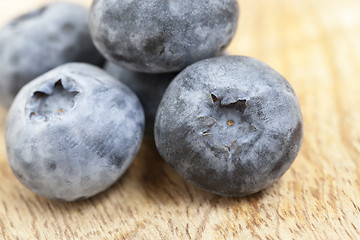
[197,92,259,155]
[28,79,79,121]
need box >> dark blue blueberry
[0,2,105,108]
[5,63,144,201]
[89,0,239,73]
[104,62,177,135]
[154,56,303,197]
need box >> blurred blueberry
[0,2,105,108]
[104,62,176,135]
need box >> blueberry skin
[0,2,105,108]
[154,56,303,197]
[89,0,239,73]
[104,62,176,135]
[5,63,144,201]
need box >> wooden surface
[1,0,360,239]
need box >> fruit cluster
[1,1,303,201]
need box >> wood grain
[1,0,360,239]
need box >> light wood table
[1,0,360,239]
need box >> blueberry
[5,63,144,201]
[104,62,176,135]
[154,56,303,197]
[89,0,239,73]
[0,2,105,108]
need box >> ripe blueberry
[0,2,105,108]
[89,0,239,73]
[6,63,144,201]
[154,56,303,197]
[104,62,176,135]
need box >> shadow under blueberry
[28,137,280,216]
[125,137,274,207]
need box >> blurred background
[0,0,360,239]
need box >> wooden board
[1,0,360,239]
